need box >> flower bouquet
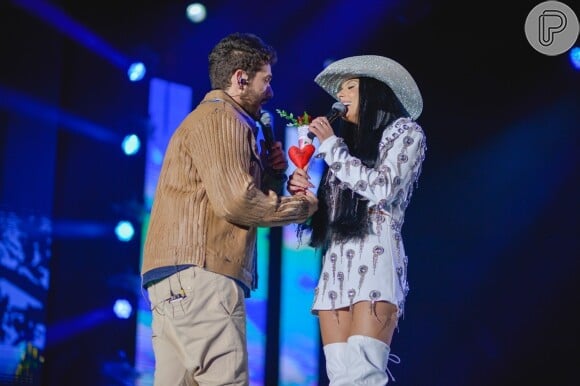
[276,109,315,169]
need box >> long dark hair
[308,77,408,250]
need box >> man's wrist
[269,169,288,181]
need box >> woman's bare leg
[319,309,352,385]
[319,308,352,345]
[350,301,398,345]
[347,301,399,384]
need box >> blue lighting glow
[0,86,121,144]
[323,58,336,68]
[115,221,134,242]
[570,47,580,70]
[113,299,133,319]
[128,62,146,82]
[13,0,129,70]
[186,3,207,23]
[122,134,141,155]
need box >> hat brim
[314,55,423,120]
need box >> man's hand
[261,140,288,173]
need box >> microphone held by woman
[307,102,347,139]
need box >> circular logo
[525,1,579,56]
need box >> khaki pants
[147,266,248,386]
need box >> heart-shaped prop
[288,144,315,169]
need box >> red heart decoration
[288,144,315,169]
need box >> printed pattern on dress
[312,117,427,318]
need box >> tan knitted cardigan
[142,90,312,290]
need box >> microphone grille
[332,102,347,113]
[260,110,272,126]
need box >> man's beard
[241,89,272,115]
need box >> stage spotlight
[113,299,133,319]
[122,134,141,155]
[115,221,134,242]
[186,3,207,23]
[127,62,146,82]
[570,47,580,70]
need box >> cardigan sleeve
[261,170,288,195]
[187,109,313,227]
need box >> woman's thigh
[318,308,352,345]
[350,301,398,345]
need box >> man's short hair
[208,32,277,90]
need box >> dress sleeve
[317,118,426,207]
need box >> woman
[288,55,426,385]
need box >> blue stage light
[127,62,146,82]
[115,221,134,242]
[122,134,141,155]
[186,3,207,23]
[570,47,580,70]
[0,86,121,144]
[113,299,133,319]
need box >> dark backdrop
[1,0,578,385]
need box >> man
[141,33,318,385]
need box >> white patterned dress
[311,117,426,318]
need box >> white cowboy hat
[314,55,423,120]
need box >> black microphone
[259,110,275,148]
[307,102,347,140]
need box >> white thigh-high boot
[323,342,350,386]
[347,335,391,385]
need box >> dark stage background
[1,0,578,385]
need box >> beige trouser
[147,266,248,386]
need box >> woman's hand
[287,168,315,196]
[308,116,335,143]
